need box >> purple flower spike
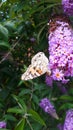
[48,15,73,83]
[64,109,73,130]
[39,98,59,119]
[62,0,73,16]
[0,121,6,128]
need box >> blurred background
[1,0,73,130]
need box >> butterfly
[21,52,51,81]
[49,14,71,33]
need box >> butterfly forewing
[21,52,51,81]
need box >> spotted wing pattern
[21,52,51,80]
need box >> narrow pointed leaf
[0,24,8,40]
[0,41,10,48]
[14,118,25,130]
[7,108,24,114]
[29,109,46,126]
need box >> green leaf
[32,94,39,105]
[19,89,31,96]
[0,24,8,41]
[60,95,73,101]
[14,118,25,130]
[40,3,61,14]
[0,41,10,48]
[38,0,61,4]
[69,88,73,95]
[0,129,9,130]
[4,114,17,121]
[49,0,61,3]
[12,95,27,112]
[18,99,27,113]
[60,103,73,110]
[37,24,46,43]
[0,128,9,130]
[7,108,24,114]
[29,109,46,126]
[4,21,16,31]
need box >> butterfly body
[21,52,51,80]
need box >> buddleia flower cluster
[57,110,73,130]
[48,15,73,84]
[63,109,73,130]
[39,98,58,119]
[62,0,73,16]
[40,0,73,129]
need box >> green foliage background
[0,0,73,130]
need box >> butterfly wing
[21,52,51,81]
[21,65,39,80]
